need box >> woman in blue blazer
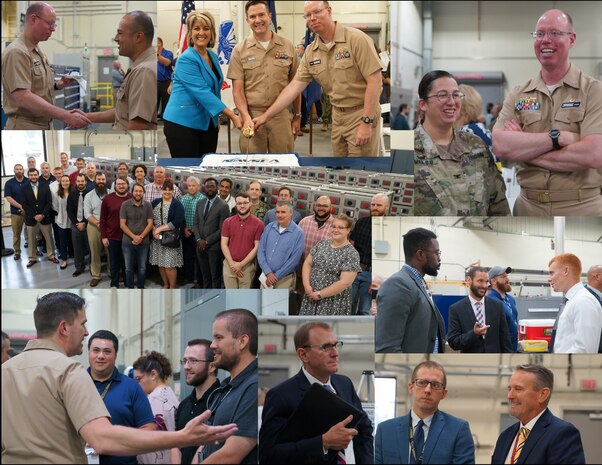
[163,11,242,157]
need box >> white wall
[372,217,602,296]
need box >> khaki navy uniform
[494,64,602,215]
[414,124,511,216]
[2,35,55,129]
[228,33,299,153]
[295,22,382,156]
[114,46,158,130]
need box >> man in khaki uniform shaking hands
[1,2,91,130]
[493,9,602,215]
[228,1,301,153]
[253,0,383,157]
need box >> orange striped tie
[511,427,530,464]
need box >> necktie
[203,199,211,220]
[511,427,530,464]
[77,192,84,222]
[323,384,346,464]
[33,184,38,199]
[475,301,485,326]
[410,420,425,464]
[550,297,568,352]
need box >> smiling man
[86,10,157,130]
[492,365,585,464]
[492,9,602,215]
[197,309,258,463]
[375,361,474,464]
[447,266,512,353]
[228,0,301,153]
[548,253,602,353]
[376,227,446,353]
[259,321,373,463]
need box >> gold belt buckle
[537,192,551,203]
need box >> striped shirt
[181,191,205,228]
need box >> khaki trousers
[223,260,256,289]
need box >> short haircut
[458,84,483,124]
[186,11,216,49]
[28,168,39,175]
[26,2,49,18]
[402,227,437,261]
[133,351,173,381]
[294,321,332,349]
[14,163,23,170]
[76,157,85,163]
[220,177,233,188]
[249,180,262,189]
[33,292,86,338]
[372,192,390,206]
[133,164,148,175]
[115,176,128,185]
[275,200,293,212]
[117,162,128,169]
[411,360,447,387]
[132,182,146,193]
[1,331,9,346]
[187,338,214,362]
[548,253,582,277]
[235,192,251,201]
[95,172,105,179]
[76,173,87,181]
[466,266,489,279]
[204,177,218,186]
[187,176,200,186]
[399,103,408,112]
[278,186,293,197]
[214,309,258,356]
[40,161,50,168]
[333,213,354,230]
[516,364,554,402]
[245,0,269,15]
[162,179,174,190]
[88,329,119,353]
[157,37,163,44]
[418,70,455,100]
[126,10,154,42]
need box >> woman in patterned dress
[299,214,361,315]
[150,179,184,288]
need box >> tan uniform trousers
[331,106,381,157]
[27,222,55,261]
[260,272,296,291]
[240,107,294,153]
[223,261,257,289]
[87,224,109,280]
[5,116,51,130]
[11,214,25,255]
[514,188,602,216]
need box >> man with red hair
[548,253,602,353]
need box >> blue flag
[268,0,277,30]
[302,26,322,112]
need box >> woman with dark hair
[162,11,242,157]
[150,179,185,288]
[414,70,510,216]
[133,352,179,464]
[299,214,361,316]
[52,175,74,270]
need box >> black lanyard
[409,421,426,464]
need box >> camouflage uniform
[414,123,510,216]
[251,200,270,220]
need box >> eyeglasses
[424,91,465,103]
[34,14,57,29]
[180,358,210,366]
[302,8,327,20]
[413,379,445,390]
[303,341,343,352]
[531,30,573,40]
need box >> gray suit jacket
[376,267,446,353]
[192,197,229,250]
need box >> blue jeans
[57,226,72,261]
[122,242,149,289]
[352,270,372,315]
[108,239,125,288]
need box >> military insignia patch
[515,97,540,111]
[335,48,351,60]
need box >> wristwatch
[549,129,561,150]
[361,115,374,124]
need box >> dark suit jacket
[491,408,585,464]
[375,410,474,464]
[192,197,229,250]
[258,370,373,464]
[151,198,185,237]
[21,182,53,226]
[376,267,446,353]
[66,188,90,227]
[447,296,512,353]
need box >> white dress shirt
[504,409,546,464]
[554,282,602,353]
[408,410,434,463]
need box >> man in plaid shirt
[180,176,205,287]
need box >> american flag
[178,1,195,57]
